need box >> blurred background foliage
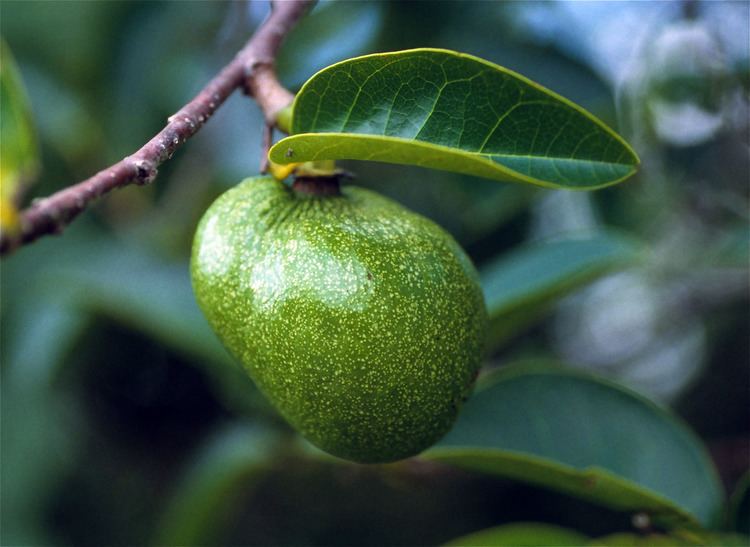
[1,1,748,545]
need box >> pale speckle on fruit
[191,176,487,463]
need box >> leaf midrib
[290,132,637,169]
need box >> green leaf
[2,297,89,389]
[588,533,697,546]
[424,365,723,529]
[0,38,39,231]
[703,535,750,547]
[1,383,78,546]
[589,532,750,547]
[1,226,96,386]
[1,296,85,546]
[444,522,589,546]
[46,242,271,416]
[481,233,641,348]
[269,48,639,189]
[153,424,277,546]
[51,245,234,370]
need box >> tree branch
[0,0,312,256]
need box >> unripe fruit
[191,177,486,463]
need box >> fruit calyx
[292,173,343,197]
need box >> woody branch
[0,0,310,256]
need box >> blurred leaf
[2,220,269,422]
[20,65,104,165]
[0,3,129,88]
[0,294,86,546]
[0,385,78,546]
[710,535,750,547]
[424,364,723,529]
[729,471,750,535]
[2,296,89,389]
[1,227,264,416]
[444,522,588,546]
[588,532,696,546]
[153,424,277,546]
[710,226,750,267]
[45,241,271,415]
[697,533,750,547]
[52,245,232,369]
[481,233,641,349]
[0,38,38,232]
[1,226,105,384]
[589,531,749,546]
[270,49,639,189]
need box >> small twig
[260,122,274,174]
[0,0,312,256]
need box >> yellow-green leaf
[270,49,639,189]
[444,523,589,547]
[0,39,38,203]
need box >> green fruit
[191,176,487,463]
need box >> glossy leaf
[0,38,38,231]
[269,49,639,189]
[444,522,588,547]
[424,365,723,529]
[481,233,640,347]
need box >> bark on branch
[0,0,311,256]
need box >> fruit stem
[292,175,342,197]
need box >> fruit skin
[191,177,487,463]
